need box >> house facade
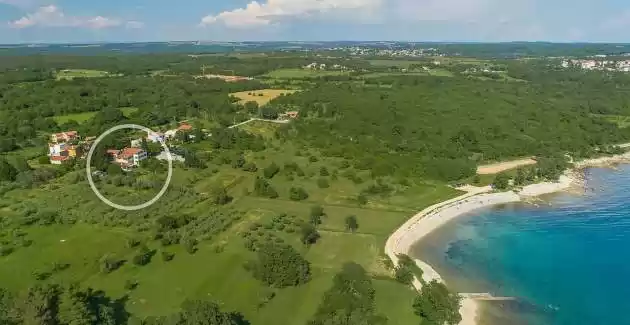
[108,147,148,169]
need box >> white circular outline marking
[86,124,173,211]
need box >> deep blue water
[411,165,630,325]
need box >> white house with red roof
[107,147,148,169]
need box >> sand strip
[385,153,630,325]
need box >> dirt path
[476,158,537,175]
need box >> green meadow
[0,124,460,324]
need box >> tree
[183,238,197,254]
[132,245,153,266]
[310,214,322,226]
[300,223,320,246]
[357,194,368,206]
[319,166,329,176]
[345,215,359,232]
[107,164,122,175]
[514,168,526,186]
[210,185,231,205]
[310,205,324,219]
[242,162,258,172]
[0,158,18,182]
[58,285,95,325]
[253,177,278,199]
[38,156,50,165]
[317,178,329,188]
[11,284,59,325]
[248,243,311,288]
[177,300,249,325]
[309,263,386,325]
[263,162,280,179]
[413,281,462,325]
[395,266,413,284]
[244,101,259,115]
[289,187,308,201]
[231,155,246,169]
[141,138,150,155]
[12,157,31,173]
[493,173,510,190]
[161,251,175,262]
[100,255,123,273]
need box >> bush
[289,187,308,201]
[263,162,280,179]
[248,243,311,288]
[100,255,123,273]
[183,238,197,254]
[319,167,329,176]
[132,245,153,266]
[317,178,329,188]
[395,266,413,284]
[161,251,175,262]
[124,279,138,290]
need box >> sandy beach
[385,153,630,325]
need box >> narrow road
[227,118,290,129]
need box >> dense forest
[273,75,630,181]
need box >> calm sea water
[410,165,630,325]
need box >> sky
[1,0,630,44]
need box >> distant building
[147,131,165,143]
[279,111,299,120]
[49,131,81,164]
[177,123,193,131]
[156,151,185,162]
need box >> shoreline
[385,152,630,325]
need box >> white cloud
[200,0,382,28]
[126,21,144,29]
[8,5,127,29]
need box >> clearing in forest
[55,69,112,80]
[52,107,138,124]
[231,89,298,106]
[476,158,537,175]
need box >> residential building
[279,111,299,120]
[147,131,165,143]
[50,156,70,165]
[51,131,79,143]
[178,123,193,131]
[108,147,148,169]
[49,130,81,164]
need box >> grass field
[265,68,350,79]
[52,107,138,124]
[55,69,112,80]
[0,137,460,325]
[592,114,630,128]
[231,89,298,106]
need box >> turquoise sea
[410,165,630,325]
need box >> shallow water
[410,165,630,325]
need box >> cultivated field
[231,89,298,106]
